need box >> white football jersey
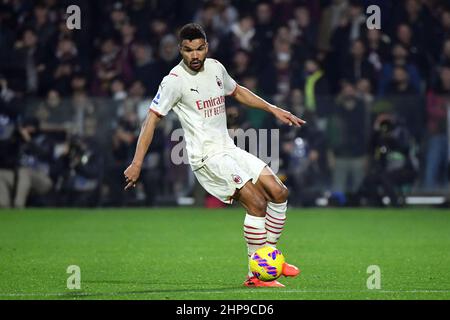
[149,58,238,170]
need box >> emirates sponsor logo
[195,96,225,110]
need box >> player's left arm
[231,84,306,127]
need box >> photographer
[16,117,53,207]
[358,113,418,206]
[284,111,330,206]
[56,136,103,207]
[0,76,29,208]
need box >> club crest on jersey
[216,76,223,89]
[232,174,242,184]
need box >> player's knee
[272,185,289,203]
[248,195,267,217]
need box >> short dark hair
[178,23,207,43]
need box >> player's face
[180,39,208,72]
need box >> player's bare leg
[255,166,300,278]
[233,180,285,287]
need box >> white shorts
[193,147,267,204]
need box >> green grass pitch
[0,208,449,300]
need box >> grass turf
[0,208,449,300]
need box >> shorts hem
[225,176,253,204]
[251,164,268,185]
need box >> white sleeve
[149,74,182,117]
[217,61,237,96]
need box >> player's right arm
[216,60,305,127]
[124,73,181,190]
[124,110,161,190]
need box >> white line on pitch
[1,289,450,297]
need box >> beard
[186,57,205,71]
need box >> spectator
[118,21,137,84]
[28,4,56,48]
[193,2,219,36]
[293,58,330,115]
[56,135,104,207]
[156,34,180,77]
[395,23,427,77]
[229,49,253,82]
[0,79,25,208]
[218,15,255,65]
[429,7,450,61]
[132,42,162,96]
[379,43,422,96]
[273,38,294,101]
[386,66,418,95]
[239,75,267,129]
[103,1,128,37]
[328,81,368,195]
[121,80,151,122]
[423,65,450,190]
[148,18,169,49]
[0,5,15,66]
[50,38,83,96]
[317,0,349,52]
[229,15,255,52]
[382,64,423,141]
[399,0,430,53]
[439,8,450,40]
[339,39,377,88]
[11,28,48,95]
[364,29,391,73]
[285,126,329,206]
[253,2,276,68]
[17,117,54,207]
[438,38,450,68]
[355,78,375,110]
[33,89,71,131]
[359,113,418,206]
[332,0,366,45]
[0,77,52,208]
[289,6,318,66]
[209,0,239,36]
[431,38,450,86]
[127,0,152,40]
[91,37,122,96]
[110,78,127,103]
[69,74,96,138]
[108,106,139,206]
[272,0,297,22]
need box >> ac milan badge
[216,76,223,89]
[232,174,242,184]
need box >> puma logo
[190,88,199,94]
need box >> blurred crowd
[1,0,449,208]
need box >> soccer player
[124,23,305,287]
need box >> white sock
[244,213,267,277]
[265,201,287,247]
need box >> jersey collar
[180,59,203,75]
